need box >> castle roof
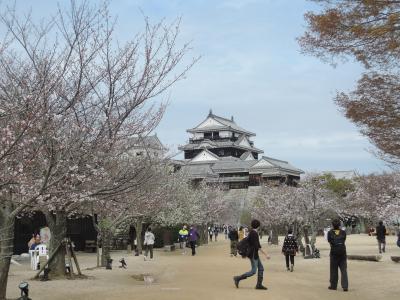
[187,112,256,136]
[127,134,165,150]
[178,149,304,179]
[178,138,264,154]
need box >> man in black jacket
[233,219,270,290]
[327,219,348,292]
[376,221,386,253]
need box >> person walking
[214,226,219,241]
[228,226,239,257]
[208,226,213,242]
[376,221,386,254]
[179,225,189,247]
[223,224,228,240]
[238,226,245,241]
[281,229,298,272]
[143,227,155,261]
[233,219,270,290]
[327,219,348,292]
[178,225,189,254]
[189,225,200,256]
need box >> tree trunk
[303,226,310,245]
[270,226,279,245]
[197,224,207,245]
[163,229,172,247]
[347,255,382,262]
[303,226,313,256]
[101,228,112,267]
[293,222,305,253]
[46,210,67,278]
[136,218,143,254]
[0,214,14,300]
[358,217,366,234]
[310,222,317,250]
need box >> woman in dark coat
[282,229,298,272]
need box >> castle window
[204,132,212,139]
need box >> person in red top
[233,219,270,290]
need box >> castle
[177,110,304,189]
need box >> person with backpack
[282,229,298,272]
[233,219,270,290]
[376,221,386,253]
[228,226,239,257]
[327,219,348,292]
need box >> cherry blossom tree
[250,176,337,251]
[0,0,194,294]
[338,173,400,227]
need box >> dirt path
[7,234,400,299]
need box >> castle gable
[191,149,220,162]
[196,117,225,129]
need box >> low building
[128,134,166,158]
[323,170,357,180]
[177,111,304,189]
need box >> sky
[9,0,390,174]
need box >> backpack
[330,230,346,256]
[237,237,250,258]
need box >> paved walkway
[7,234,400,299]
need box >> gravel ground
[6,234,400,300]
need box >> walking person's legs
[378,240,382,253]
[339,256,348,291]
[285,254,290,270]
[255,258,267,289]
[144,245,149,260]
[290,255,295,272]
[382,239,386,253]
[190,241,196,255]
[149,245,153,259]
[233,241,238,256]
[233,258,257,288]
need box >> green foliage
[319,173,355,197]
[152,225,182,248]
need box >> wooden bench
[85,240,97,253]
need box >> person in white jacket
[144,227,155,261]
